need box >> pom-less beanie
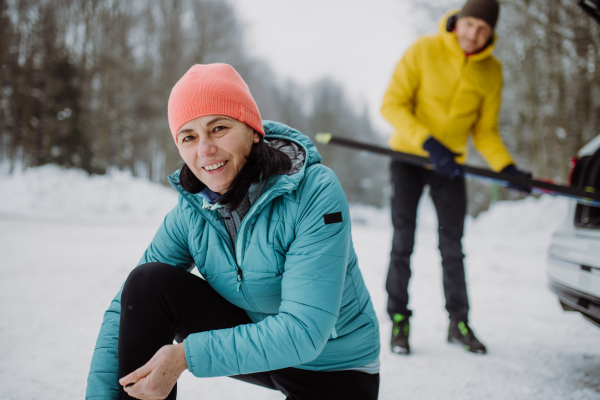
[168,63,264,143]
[458,0,500,30]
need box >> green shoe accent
[393,313,405,323]
[458,321,469,336]
[390,314,410,354]
[465,346,471,352]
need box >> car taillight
[568,156,579,187]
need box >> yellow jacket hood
[438,9,498,62]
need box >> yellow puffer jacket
[381,10,514,172]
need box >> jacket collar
[438,9,497,62]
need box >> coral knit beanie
[168,63,264,143]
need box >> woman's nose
[197,138,216,157]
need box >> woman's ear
[253,130,261,144]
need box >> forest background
[1,0,599,215]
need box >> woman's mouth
[203,161,227,171]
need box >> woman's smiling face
[177,115,260,195]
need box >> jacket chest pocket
[270,245,287,275]
[269,218,295,274]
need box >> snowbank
[0,164,570,232]
[466,195,570,242]
[0,164,178,222]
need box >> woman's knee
[122,262,181,300]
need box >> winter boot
[447,320,487,354]
[390,314,410,355]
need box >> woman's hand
[119,343,188,400]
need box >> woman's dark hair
[179,135,292,211]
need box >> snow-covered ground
[1,165,599,399]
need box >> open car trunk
[572,148,600,229]
[571,2,600,228]
[579,0,600,24]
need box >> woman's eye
[182,135,195,142]
[214,125,227,133]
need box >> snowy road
[1,188,599,399]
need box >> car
[547,132,600,328]
[546,0,600,330]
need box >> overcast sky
[230,0,427,134]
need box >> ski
[314,133,600,207]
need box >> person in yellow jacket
[381,0,530,356]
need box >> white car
[547,133,600,328]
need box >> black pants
[386,161,469,322]
[119,262,380,400]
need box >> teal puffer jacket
[86,121,380,399]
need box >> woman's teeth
[203,161,226,171]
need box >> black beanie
[458,0,500,30]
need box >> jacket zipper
[239,271,260,312]
[444,57,469,140]
[235,192,275,266]
[202,214,258,312]
[232,191,279,312]
[236,268,243,291]
[449,57,468,109]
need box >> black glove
[501,164,532,193]
[423,137,464,178]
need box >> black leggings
[118,262,380,400]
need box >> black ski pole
[314,132,600,207]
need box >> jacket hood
[262,119,322,169]
[438,8,497,62]
[168,120,322,211]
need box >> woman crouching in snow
[85,63,380,400]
